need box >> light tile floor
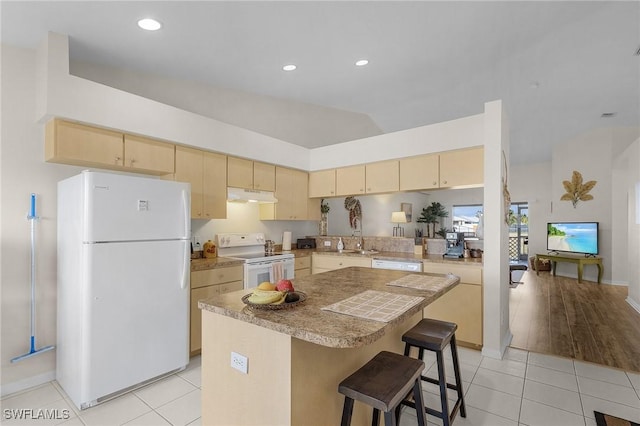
[2,348,640,425]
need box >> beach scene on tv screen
[547,223,598,254]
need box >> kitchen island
[198,267,459,425]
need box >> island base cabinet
[422,283,483,348]
[201,310,421,425]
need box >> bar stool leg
[341,397,354,426]
[436,350,451,426]
[450,335,467,418]
[383,410,396,426]
[412,378,427,426]
[372,409,380,426]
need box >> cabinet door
[439,147,484,188]
[203,152,227,219]
[273,167,295,220]
[190,285,219,353]
[336,165,365,196]
[253,162,275,191]
[366,160,399,194]
[291,169,309,220]
[309,169,336,198]
[45,119,123,167]
[124,134,175,175]
[423,283,482,347]
[400,154,439,191]
[227,157,253,189]
[218,281,243,295]
[311,254,371,273]
[191,265,243,289]
[175,146,204,219]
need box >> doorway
[508,202,529,262]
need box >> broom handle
[29,194,37,350]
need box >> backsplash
[313,236,415,253]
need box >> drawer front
[295,256,311,269]
[423,262,482,285]
[312,254,371,270]
[218,281,243,295]
[191,265,243,289]
[295,268,311,278]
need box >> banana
[247,290,284,305]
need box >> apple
[275,279,295,293]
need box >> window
[452,204,483,236]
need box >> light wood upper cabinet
[439,147,484,188]
[123,134,175,174]
[45,119,123,167]
[203,152,228,220]
[309,169,336,198]
[336,165,365,196]
[253,162,275,191]
[175,146,227,220]
[175,146,204,219]
[45,119,175,175]
[400,154,440,191]
[365,160,399,194]
[227,157,253,189]
[228,157,275,191]
[260,167,309,220]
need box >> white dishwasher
[371,259,423,272]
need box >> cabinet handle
[442,180,447,184]
[130,158,136,166]
[115,156,121,164]
[330,191,334,194]
[367,187,371,191]
[433,181,437,185]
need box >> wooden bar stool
[401,319,466,426]
[338,351,427,426]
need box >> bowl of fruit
[242,279,306,310]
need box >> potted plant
[319,199,330,236]
[418,202,448,238]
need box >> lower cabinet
[190,265,243,355]
[422,262,483,348]
[311,254,371,274]
[294,256,311,278]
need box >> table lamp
[391,211,407,236]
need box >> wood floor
[509,269,640,373]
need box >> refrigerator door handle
[181,189,190,238]
[180,240,189,289]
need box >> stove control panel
[216,232,266,248]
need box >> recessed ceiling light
[355,59,369,66]
[282,64,297,71]
[138,18,162,31]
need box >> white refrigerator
[56,171,191,410]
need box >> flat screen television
[547,222,599,255]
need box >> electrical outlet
[323,241,331,247]
[194,235,202,246]
[231,352,248,374]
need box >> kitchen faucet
[353,221,364,250]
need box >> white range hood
[227,187,278,203]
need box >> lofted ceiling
[2,1,639,164]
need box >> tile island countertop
[198,266,459,348]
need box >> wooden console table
[535,253,603,284]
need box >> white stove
[216,233,294,289]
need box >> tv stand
[535,253,603,284]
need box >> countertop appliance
[217,232,294,288]
[371,259,423,272]
[296,238,316,249]
[56,171,190,410]
[444,232,465,259]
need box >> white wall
[1,44,85,395]
[510,162,553,258]
[70,61,384,149]
[620,139,640,311]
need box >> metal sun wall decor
[502,151,511,225]
[561,170,597,208]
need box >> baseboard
[626,296,640,314]
[0,370,56,398]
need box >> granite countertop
[191,257,244,271]
[191,248,482,271]
[198,266,459,349]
